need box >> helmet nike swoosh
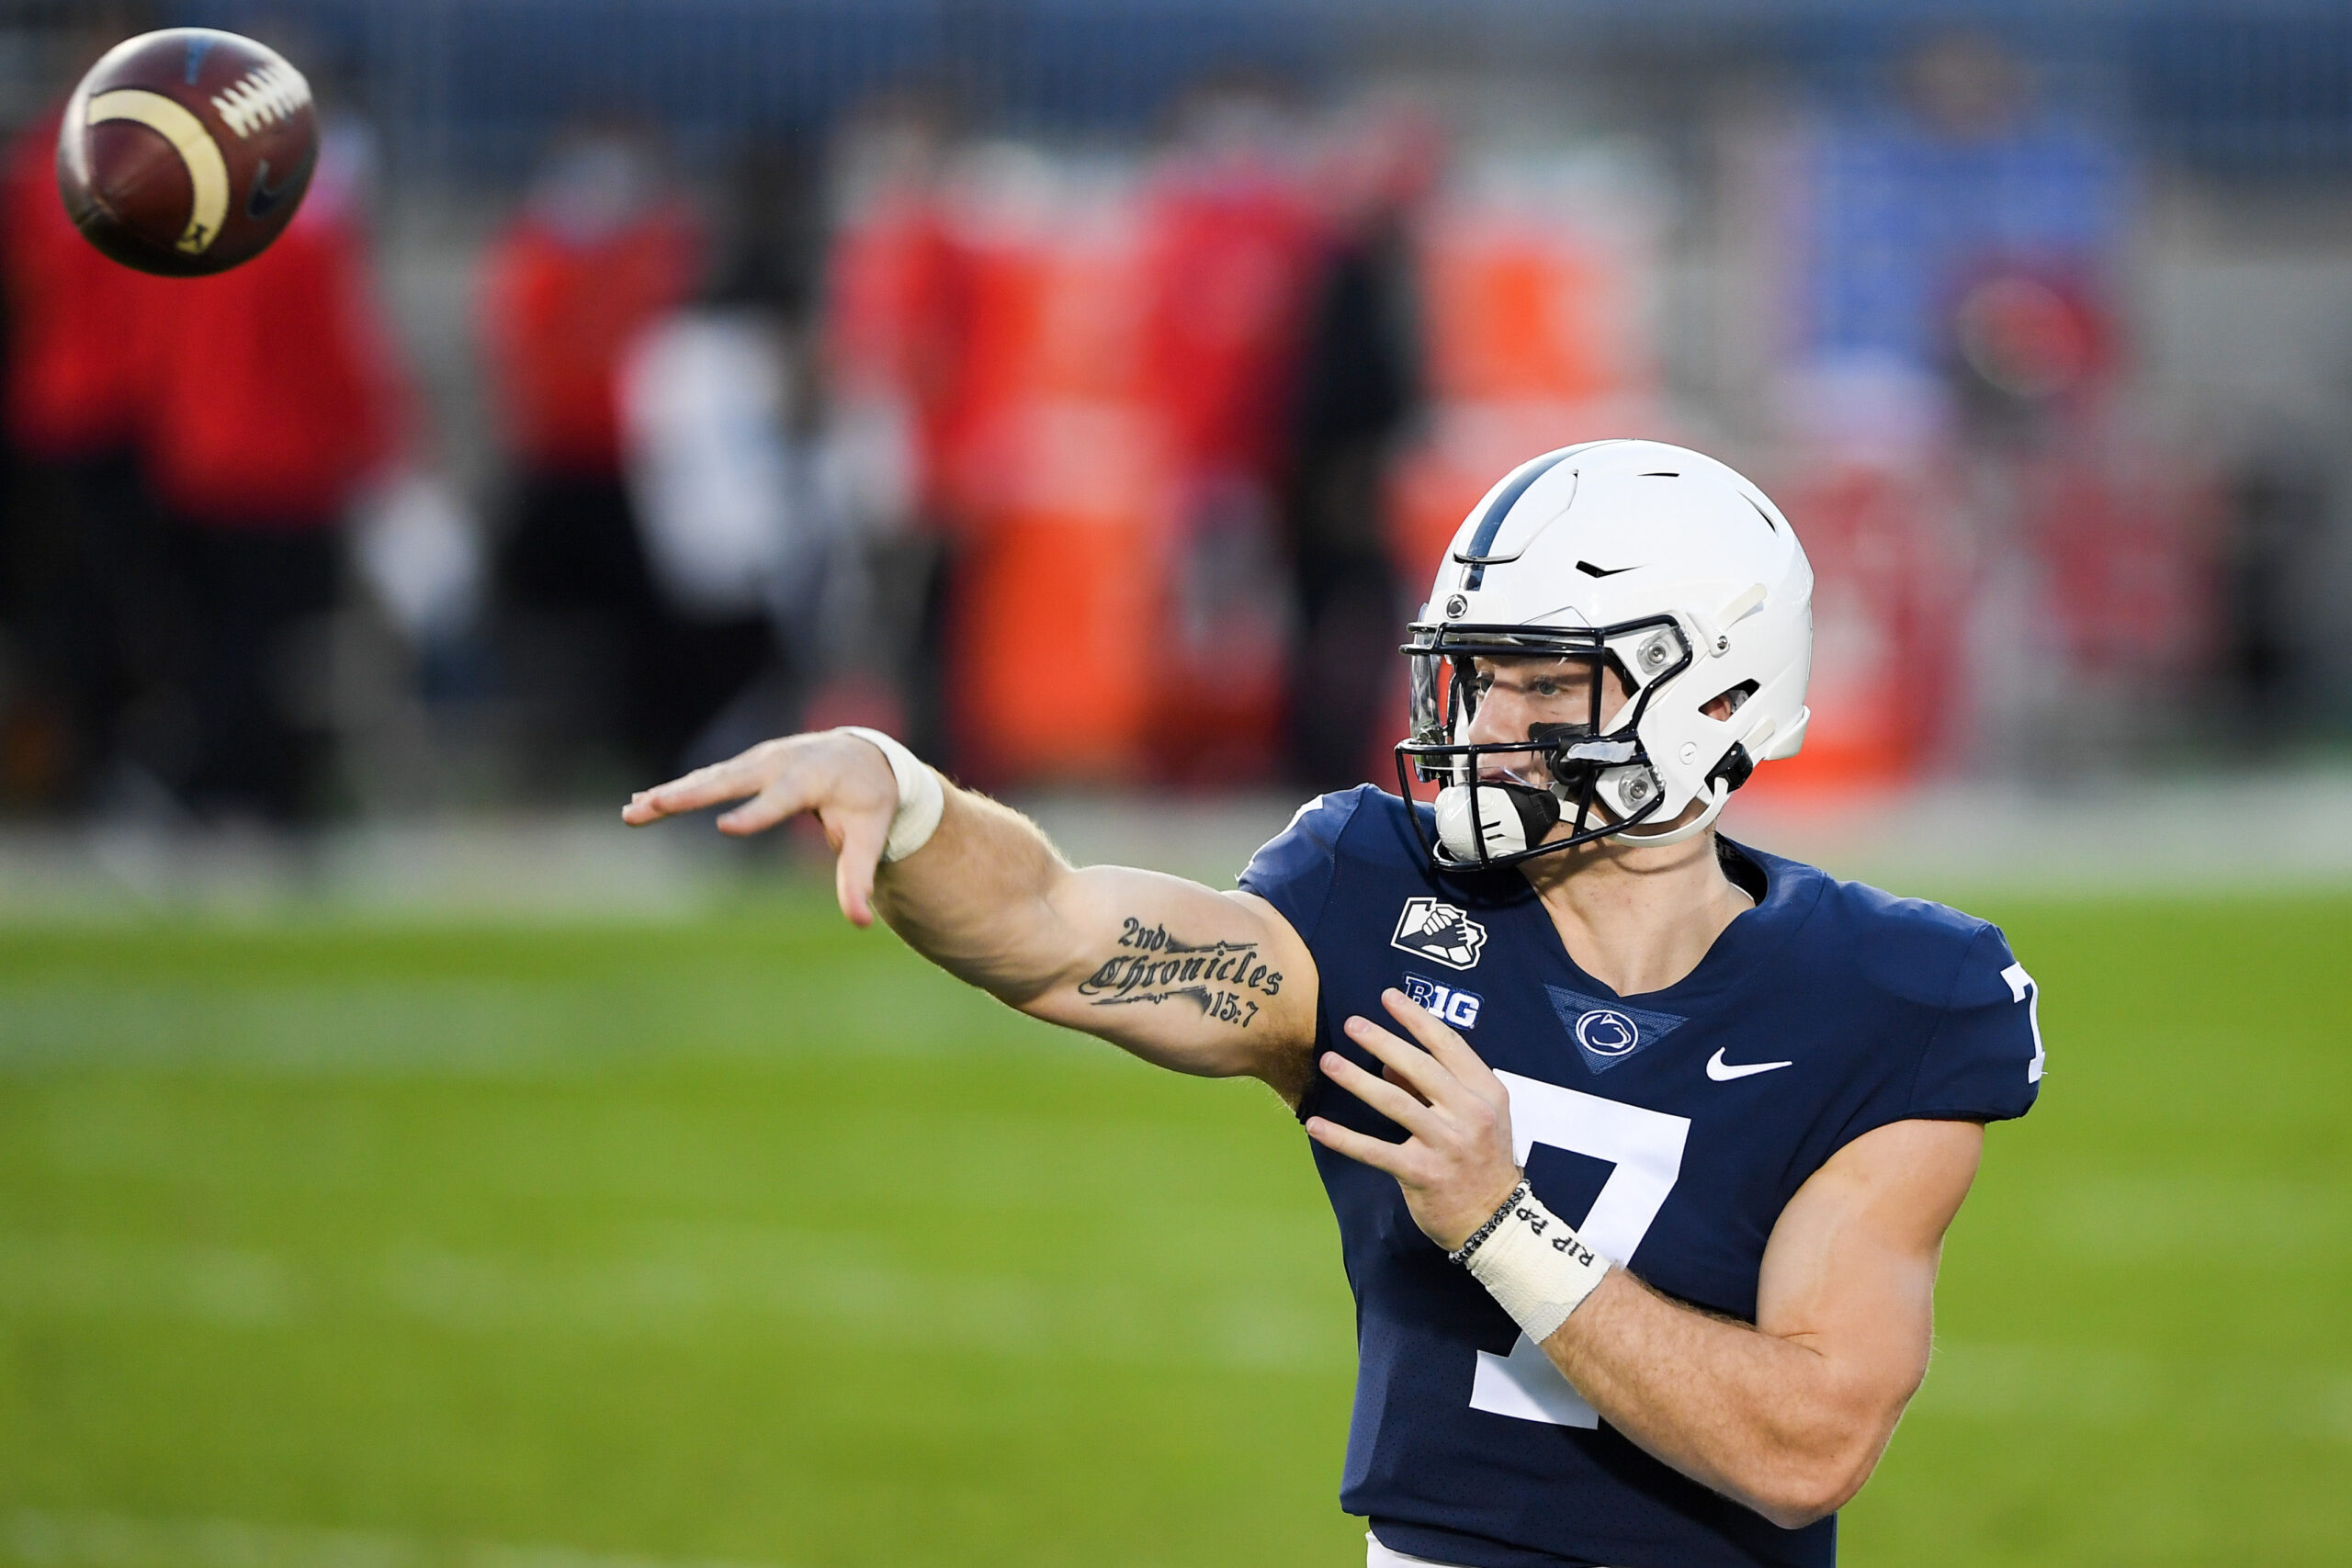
[1706,1047,1792,1081]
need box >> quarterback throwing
[624,440,2042,1568]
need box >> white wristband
[837,727,945,863]
[1464,1187,1611,1343]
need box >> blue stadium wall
[137,0,2352,182]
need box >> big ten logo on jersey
[1402,973,1483,1029]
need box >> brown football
[55,28,318,277]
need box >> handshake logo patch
[1391,897,1488,971]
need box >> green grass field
[1,886,2346,1567]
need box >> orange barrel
[1417,193,1655,407]
[939,168,1168,785]
[1388,179,1668,589]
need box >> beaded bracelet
[1446,1177,1532,1267]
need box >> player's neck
[1520,830,1752,999]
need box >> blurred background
[0,4,2345,1567]
[4,0,2352,836]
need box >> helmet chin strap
[1608,777,1730,849]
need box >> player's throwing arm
[621,728,1321,1094]
[625,723,1972,1529]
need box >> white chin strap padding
[1435,784,1534,861]
[1611,778,1731,849]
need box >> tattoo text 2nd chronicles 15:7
[1077,917,1283,1028]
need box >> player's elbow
[1745,1454,1875,1531]
[1737,1403,1900,1529]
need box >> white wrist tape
[1464,1187,1611,1343]
[837,727,945,863]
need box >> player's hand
[1305,987,1521,1253]
[622,731,899,927]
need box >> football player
[624,439,2042,1568]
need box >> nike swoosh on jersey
[1705,1047,1792,1081]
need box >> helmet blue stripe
[1459,450,1571,590]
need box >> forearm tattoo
[1079,916,1283,1028]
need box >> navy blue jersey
[1238,786,2041,1568]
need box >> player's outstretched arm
[1309,990,1981,1530]
[623,730,1318,1096]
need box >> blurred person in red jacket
[481,125,700,783]
[1141,79,1323,784]
[142,117,413,822]
[0,9,175,809]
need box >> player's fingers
[624,774,741,825]
[625,745,782,824]
[1381,1062,1434,1106]
[1345,1010,1464,1109]
[714,770,824,836]
[827,809,889,929]
[1302,1115,1411,1179]
[1319,1051,1439,1137]
[1379,987,1499,1093]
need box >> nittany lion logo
[1545,984,1686,1075]
[1391,897,1487,971]
[1572,1009,1641,1057]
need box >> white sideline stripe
[5,1511,786,1568]
[0,1232,1343,1373]
[0,773,2348,926]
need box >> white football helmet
[1397,438,1815,869]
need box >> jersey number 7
[1470,1072,1691,1427]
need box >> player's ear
[1701,680,1758,723]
